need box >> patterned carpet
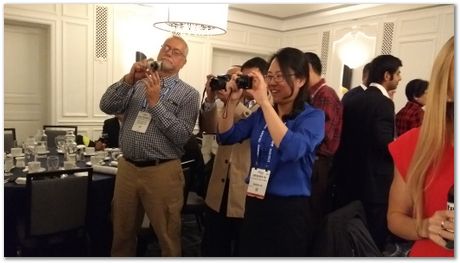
[138,214,202,257]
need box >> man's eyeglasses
[265,73,295,83]
[161,44,185,58]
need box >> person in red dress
[387,36,454,257]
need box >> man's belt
[124,158,174,167]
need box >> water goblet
[4,156,14,174]
[55,135,66,152]
[47,156,60,171]
[111,150,121,160]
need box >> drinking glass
[111,150,121,160]
[4,156,14,173]
[55,135,66,152]
[23,142,36,163]
[47,156,60,171]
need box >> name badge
[247,167,270,199]
[131,111,152,133]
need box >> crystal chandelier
[336,30,375,69]
[152,4,228,36]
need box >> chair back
[181,161,206,231]
[311,200,382,256]
[25,167,92,237]
[181,135,206,196]
[43,125,78,149]
[4,128,16,153]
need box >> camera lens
[210,75,230,91]
[236,75,253,89]
[147,58,162,71]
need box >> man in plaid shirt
[395,79,428,137]
[304,52,343,219]
[100,36,200,257]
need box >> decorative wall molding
[381,22,394,55]
[62,4,89,19]
[320,31,330,75]
[3,4,454,138]
[230,4,445,32]
[95,5,108,62]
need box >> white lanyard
[311,83,327,99]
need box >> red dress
[388,127,454,257]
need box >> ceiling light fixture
[336,29,375,69]
[153,4,228,36]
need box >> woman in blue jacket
[217,47,325,256]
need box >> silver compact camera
[146,58,162,71]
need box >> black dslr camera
[210,74,231,91]
[210,74,253,91]
[235,75,253,89]
[146,58,162,71]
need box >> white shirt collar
[359,83,368,91]
[369,82,390,99]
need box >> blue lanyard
[255,124,274,170]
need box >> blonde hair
[407,36,454,229]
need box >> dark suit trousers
[363,202,389,252]
[310,155,334,221]
[201,179,243,257]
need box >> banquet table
[4,152,116,257]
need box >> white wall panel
[392,37,436,112]
[62,4,89,19]
[398,15,438,37]
[3,4,454,139]
[93,62,111,117]
[248,30,281,49]
[179,40,209,98]
[212,25,247,45]
[4,23,49,143]
[62,21,89,117]
[439,11,454,45]
[210,23,278,54]
[5,4,58,15]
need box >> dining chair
[181,162,206,232]
[311,200,382,256]
[43,125,78,149]
[4,128,16,153]
[16,167,92,256]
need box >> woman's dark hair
[268,47,309,121]
[405,79,428,102]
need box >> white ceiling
[230,4,353,19]
[228,3,447,31]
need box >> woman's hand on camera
[246,70,269,106]
[220,74,242,104]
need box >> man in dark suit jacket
[341,62,371,107]
[332,62,371,209]
[334,55,402,251]
[96,114,123,150]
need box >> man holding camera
[100,35,200,257]
[200,57,268,256]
